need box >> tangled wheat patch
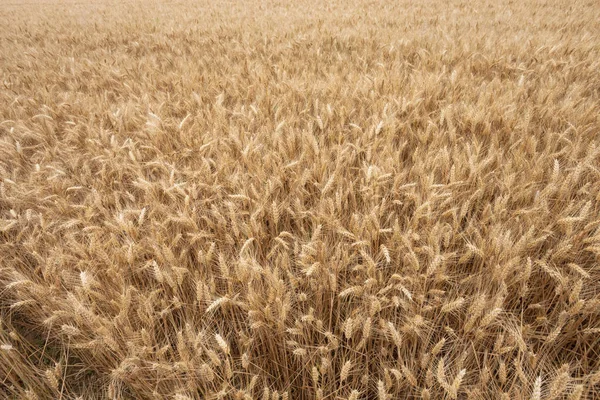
[1,0,600,399]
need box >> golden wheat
[1,0,600,398]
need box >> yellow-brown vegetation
[1,0,600,398]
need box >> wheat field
[1,0,600,398]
